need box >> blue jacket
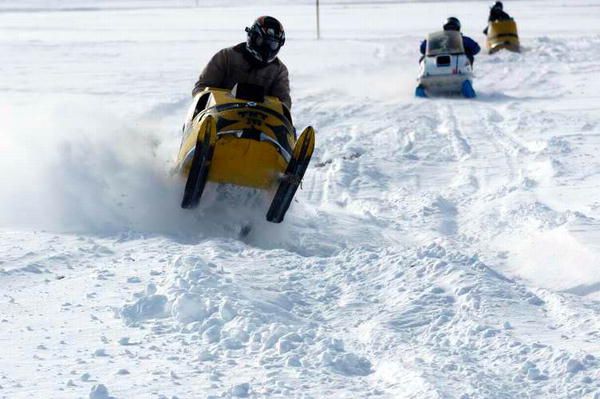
[420,35,481,58]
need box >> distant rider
[192,16,291,109]
[420,17,481,65]
[483,2,512,35]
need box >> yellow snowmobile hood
[177,87,296,189]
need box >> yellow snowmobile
[486,19,520,54]
[176,83,315,223]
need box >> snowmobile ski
[266,126,315,223]
[181,115,217,209]
[461,80,476,98]
[415,85,428,98]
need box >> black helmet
[443,17,461,32]
[492,1,503,9]
[245,16,285,63]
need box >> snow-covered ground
[1,1,600,398]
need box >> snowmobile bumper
[419,74,473,95]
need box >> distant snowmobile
[176,83,315,223]
[485,19,520,53]
[483,1,520,54]
[415,30,476,98]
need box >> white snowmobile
[415,30,476,98]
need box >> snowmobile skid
[181,115,217,209]
[266,126,315,223]
[416,30,476,98]
[486,19,520,54]
[177,83,315,223]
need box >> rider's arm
[192,49,228,96]
[463,37,481,56]
[270,63,292,110]
[420,40,427,55]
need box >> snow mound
[119,248,374,389]
[89,384,113,399]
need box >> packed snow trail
[1,1,600,398]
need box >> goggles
[257,35,282,50]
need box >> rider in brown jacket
[192,16,291,109]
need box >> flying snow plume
[0,101,199,234]
[0,101,301,239]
